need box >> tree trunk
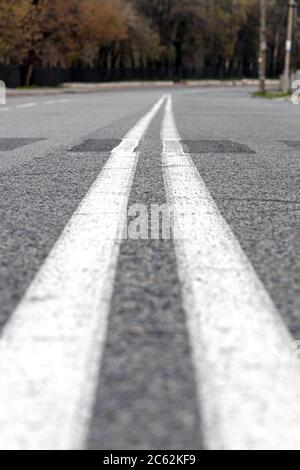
[25,63,34,87]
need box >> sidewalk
[6,79,280,97]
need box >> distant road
[0,86,299,450]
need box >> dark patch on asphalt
[70,139,121,152]
[280,141,300,150]
[88,110,202,450]
[181,140,256,154]
[0,138,46,151]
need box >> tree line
[0,0,298,85]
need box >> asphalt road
[0,87,299,450]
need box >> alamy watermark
[291,340,300,364]
[0,80,6,105]
[118,203,199,241]
[277,339,300,370]
[291,80,300,104]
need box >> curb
[6,79,281,97]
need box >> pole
[259,0,267,93]
[283,0,296,93]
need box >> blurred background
[0,0,298,89]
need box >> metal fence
[0,63,259,88]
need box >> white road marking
[161,94,300,450]
[17,102,36,109]
[0,94,166,450]
[58,99,69,103]
[45,100,55,105]
[0,107,10,112]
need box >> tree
[0,0,299,85]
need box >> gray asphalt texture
[0,87,299,449]
[172,88,300,337]
[88,108,201,450]
[0,92,162,330]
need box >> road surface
[0,87,299,450]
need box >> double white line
[0,95,166,450]
[0,94,299,450]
